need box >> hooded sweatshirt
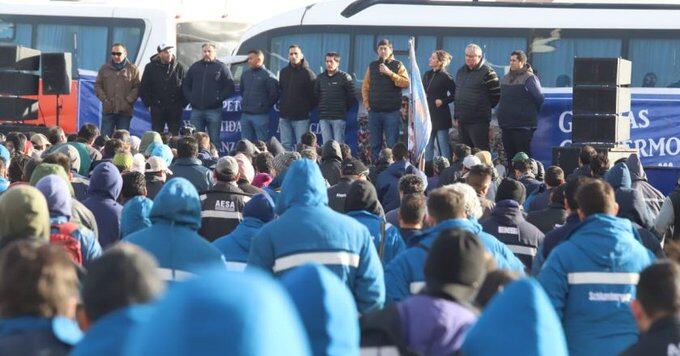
[320,140,342,186]
[384,218,525,303]
[124,268,310,356]
[84,162,123,248]
[247,159,385,314]
[538,213,655,356]
[376,160,427,212]
[71,305,155,356]
[36,175,102,263]
[462,279,568,356]
[605,162,656,230]
[0,185,50,246]
[124,178,225,280]
[120,196,154,238]
[281,264,360,356]
[345,180,405,265]
[625,154,665,217]
[213,193,275,271]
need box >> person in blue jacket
[124,267,311,356]
[213,192,276,271]
[462,279,568,356]
[72,243,165,356]
[35,175,102,264]
[281,264,359,356]
[83,162,123,248]
[124,178,225,281]
[538,179,656,356]
[384,184,525,303]
[120,196,153,238]
[376,143,427,212]
[345,179,405,265]
[248,158,385,313]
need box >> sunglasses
[111,52,123,56]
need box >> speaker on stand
[41,52,72,127]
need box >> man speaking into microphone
[361,38,410,161]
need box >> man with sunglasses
[94,43,141,137]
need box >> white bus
[234,0,680,88]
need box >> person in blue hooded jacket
[375,143,427,212]
[248,158,385,313]
[124,267,311,356]
[462,279,569,356]
[35,175,102,264]
[345,179,405,265]
[213,192,276,271]
[120,196,153,238]
[282,264,359,356]
[125,178,225,281]
[384,184,525,303]
[72,243,165,356]
[538,179,655,356]
[83,162,123,248]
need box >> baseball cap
[146,156,172,175]
[54,144,81,173]
[215,156,239,178]
[31,133,51,148]
[341,158,369,176]
[462,155,482,170]
[157,43,174,53]
[512,152,530,163]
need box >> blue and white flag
[407,37,432,164]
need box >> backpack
[50,222,82,265]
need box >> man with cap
[361,38,410,161]
[30,133,51,159]
[361,228,485,355]
[144,156,171,201]
[198,156,251,242]
[327,157,369,213]
[140,43,187,136]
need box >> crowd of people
[0,38,679,356]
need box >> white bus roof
[242,0,680,42]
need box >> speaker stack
[0,45,41,121]
[552,57,638,174]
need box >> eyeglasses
[111,52,123,56]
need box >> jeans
[101,113,131,138]
[150,104,184,136]
[459,121,490,151]
[502,128,535,167]
[368,110,401,161]
[319,119,346,144]
[240,113,270,142]
[425,129,451,161]
[190,108,222,147]
[279,117,310,151]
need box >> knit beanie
[113,152,133,171]
[495,178,527,205]
[424,228,486,288]
[234,153,255,183]
[273,152,301,175]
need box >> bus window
[443,36,526,76]
[177,21,250,70]
[0,20,31,47]
[531,34,621,87]
[375,34,436,71]
[269,33,350,75]
[113,26,143,63]
[629,38,680,88]
[36,24,108,72]
[353,34,375,83]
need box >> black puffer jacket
[182,59,235,110]
[315,70,355,120]
[140,54,187,108]
[454,59,500,123]
[423,69,455,131]
[278,59,316,119]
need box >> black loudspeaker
[0,97,39,121]
[0,123,49,136]
[41,52,72,95]
[552,145,637,176]
[0,45,41,71]
[572,114,631,143]
[573,58,632,86]
[0,71,40,95]
[572,86,631,115]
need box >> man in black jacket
[454,44,500,151]
[140,44,187,135]
[182,43,235,149]
[278,44,316,151]
[315,52,355,144]
[622,261,680,356]
[327,158,369,213]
